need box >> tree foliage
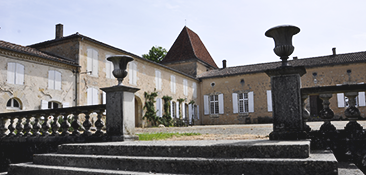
[143,91,159,126]
[142,46,167,63]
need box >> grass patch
[137,132,201,141]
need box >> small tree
[143,91,159,126]
[142,46,167,63]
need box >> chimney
[293,56,298,60]
[55,24,63,39]
[222,60,227,68]
[332,47,336,55]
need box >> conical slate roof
[162,26,218,68]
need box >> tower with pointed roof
[161,26,218,77]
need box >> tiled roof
[162,26,218,68]
[198,51,366,79]
[0,40,78,66]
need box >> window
[48,101,61,109]
[183,79,188,96]
[87,48,99,76]
[41,100,69,109]
[6,98,21,110]
[192,82,197,98]
[170,75,176,94]
[188,104,199,124]
[155,69,162,90]
[171,101,177,118]
[129,61,137,85]
[337,83,366,107]
[105,54,113,79]
[232,92,254,114]
[7,62,24,85]
[156,98,162,117]
[48,70,62,90]
[87,87,99,105]
[210,95,219,114]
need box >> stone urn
[265,25,300,67]
[107,55,134,86]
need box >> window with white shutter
[183,79,188,96]
[233,92,254,113]
[182,102,186,119]
[105,54,113,79]
[129,61,137,85]
[7,62,24,85]
[156,98,162,117]
[155,70,162,90]
[170,75,176,94]
[87,48,98,76]
[48,70,62,90]
[192,82,197,98]
[87,87,99,105]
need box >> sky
[1,0,366,67]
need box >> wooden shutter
[183,79,188,96]
[196,105,199,119]
[87,48,93,74]
[188,104,192,124]
[55,71,61,90]
[218,94,224,114]
[170,101,173,118]
[192,82,197,98]
[248,91,254,112]
[358,92,365,107]
[16,63,24,85]
[92,49,98,76]
[182,103,185,119]
[176,102,179,118]
[267,90,272,112]
[87,88,93,105]
[48,70,55,89]
[7,62,15,84]
[102,91,106,104]
[155,70,161,90]
[204,95,209,115]
[337,93,345,107]
[41,100,48,109]
[232,93,238,114]
[156,98,162,117]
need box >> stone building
[1,24,365,126]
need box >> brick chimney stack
[55,24,63,39]
[222,60,227,68]
[332,47,336,55]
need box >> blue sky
[1,0,366,67]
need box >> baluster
[71,112,83,136]
[51,113,61,136]
[344,92,362,132]
[32,114,42,136]
[15,115,24,136]
[8,117,16,137]
[94,110,105,136]
[60,113,70,136]
[23,115,33,136]
[41,114,51,136]
[319,94,336,132]
[82,110,92,136]
[0,117,8,137]
[301,95,311,132]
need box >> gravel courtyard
[135,121,366,140]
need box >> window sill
[209,114,219,118]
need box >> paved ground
[136,121,366,140]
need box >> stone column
[265,66,307,140]
[101,85,140,141]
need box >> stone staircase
[7,140,339,175]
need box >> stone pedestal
[101,85,140,141]
[265,66,307,140]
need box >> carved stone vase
[107,55,134,86]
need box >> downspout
[73,69,79,106]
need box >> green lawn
[137,132,201,141]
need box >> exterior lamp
[265,25,300,67]
[107,55,134,86]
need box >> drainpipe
[73,69,79,106]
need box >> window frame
[6,98,21,110]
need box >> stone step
[30,150,337,175]
[7,163,181,175]
[58,140,310,158]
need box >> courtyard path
[135,121,366,140]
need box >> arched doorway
[135,96,143,127]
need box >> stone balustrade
[0,104,106,141]
[301,83,366,133]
